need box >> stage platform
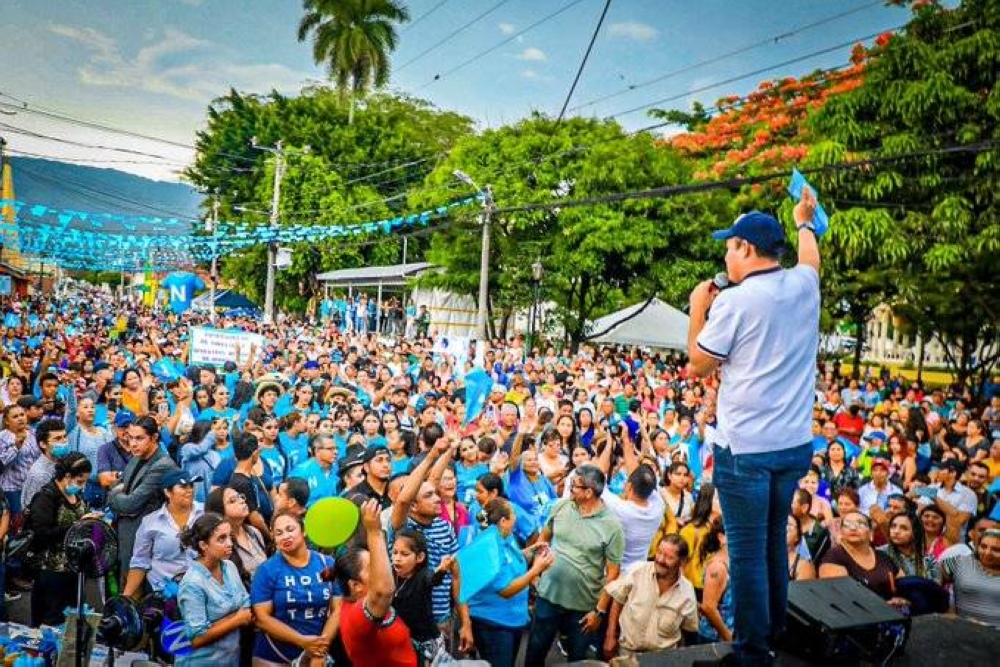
[618,615,998,666]
[559,615,997,665]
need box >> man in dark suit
[107,415,178,579]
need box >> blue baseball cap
[114,409,136,428]
[161,469,203,490]
[711,211,787,256]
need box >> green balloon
[304,497,361,548]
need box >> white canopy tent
[587,297,690,351]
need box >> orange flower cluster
[667,49,873,180]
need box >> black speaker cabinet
[784,577,911,663]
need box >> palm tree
[297,0,409,123]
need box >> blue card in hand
[788,168,829,237]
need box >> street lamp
[530,259,543,354]
[452,170,494,343]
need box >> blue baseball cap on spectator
[114,409,136,428]
[711,211,787,256]
[160,469,203,490]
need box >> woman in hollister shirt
[250,510,342,666]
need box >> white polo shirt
[696,265,819,455]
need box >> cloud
[516,47,546,62]
[48,23,312,101]
[522,69,539,80]
[608,21,658,42]
[498,22,516,35]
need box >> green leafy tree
[297,0,409,123]
[186,90,472,313]
[809,0,999,387]
[413,114,728,347]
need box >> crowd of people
[0,277,997,666]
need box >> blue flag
[152,358,183,383]
[788,168,830,237]
[456,525,503,604]
[463,367,492,427]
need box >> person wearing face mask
[21,419,69,509]
[25,452,94,626]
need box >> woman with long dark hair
[881,511,940,582]
[697,518,733,643]
[176,512,253,666]
[679,482,719,592]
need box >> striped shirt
[0,429,41,493]
[940,554,1000,628]
[394,516,457,621]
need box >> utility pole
[452,170,494,343]
[476,185,494,342]
[208,194,220,324]
[264,141,283,324]
[250,139,309,323]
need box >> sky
[0,0,921,183]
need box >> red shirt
[340,599,417,667]
[833,412,864,444]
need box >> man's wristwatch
[594,608,607,617]
[797,222,816,234]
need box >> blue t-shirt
[455,462,489,506]
[467,534,530,628]
[258,446,287,487]
[279,432,310,470]
[250,551,341,662]
[160,272,205,315]
[289,459,337,507]
[390,456,412,477]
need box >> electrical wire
[0,121,187,162]
[608,24,903,119]
[554,0,613,124]
[401,0,452,34]
[5,148,190,168]
[395,0,513,72]
[568,0,885,113]
[492,140,998,215]
[14,161,201,221]
[412,0,590,92]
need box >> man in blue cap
[686,188,820,665]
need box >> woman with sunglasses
[819,510,908,608]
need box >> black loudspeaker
[784,577,911,663]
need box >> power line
[0,121,187,162]
[493,141,998,215]
[607,24,902,119]
[14,161,201,221]
[395,0,513,72]
[401,0,451,34]
[568,0,884,113]
[5,148,189,168]
[412,0,589,91]
[555,0,613,124]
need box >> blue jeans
[5,491,21,517]
[712,443,812,665]
[472,618,523,667]
[525,597,590,666]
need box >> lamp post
[452,170,494,343]
[530,259,543,354]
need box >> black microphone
[683,272,732,314]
